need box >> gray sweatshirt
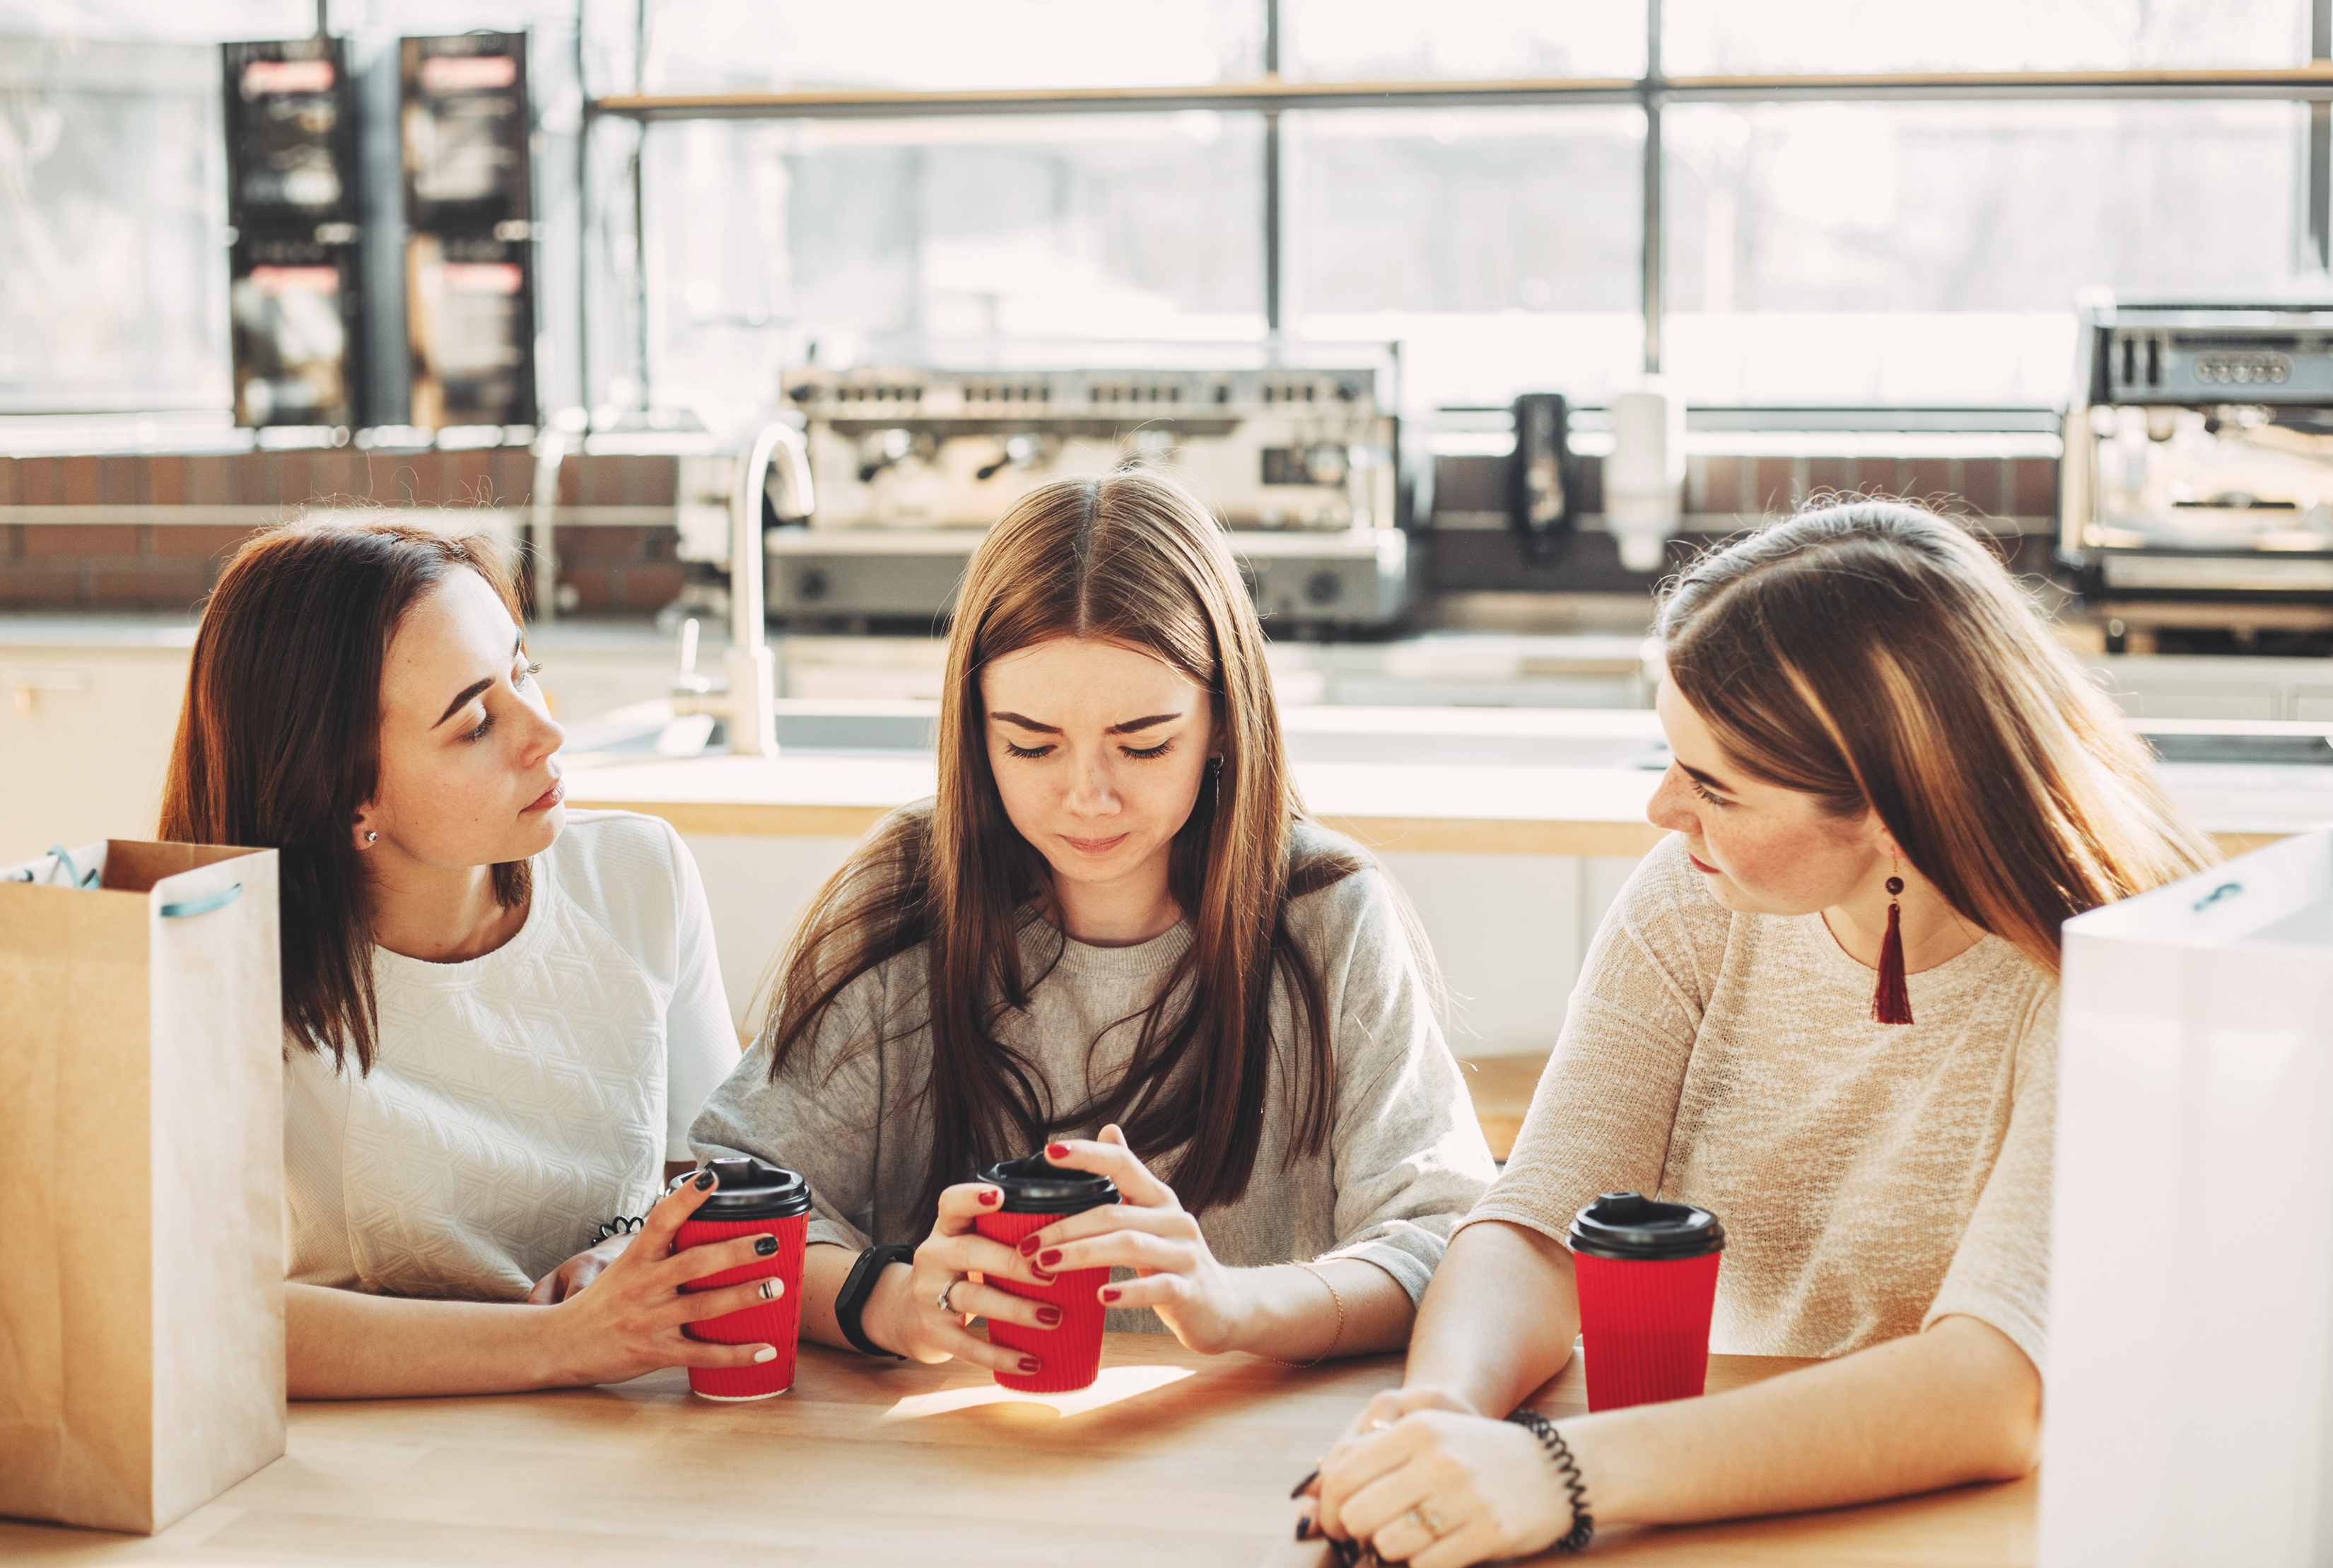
[691,820,1497,1334]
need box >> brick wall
[0,450,685,615]
[1430,450,2059,526]
[1,444,2062,614]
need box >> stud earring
[363,831,378,845]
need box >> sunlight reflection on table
[880,1364,1195,1422]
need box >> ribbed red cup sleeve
[974,1210,1107,1393]
[1572,1250,1722,1412]
[675,1212,807,1400]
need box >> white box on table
[2043,829,2333,1568]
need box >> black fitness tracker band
[836,1244,914,1357]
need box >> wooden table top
[5,1338,2032,1567]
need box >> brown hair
[758,469,1359,1226]
[158,518,530,1071]
[1659,498,2217,973]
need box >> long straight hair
[158,519,530,1071]
[759,469,1358,1227]
[1659,500,2217,973]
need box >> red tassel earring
[1872,862,1913,1026]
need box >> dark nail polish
[1036,1305,1061,1326]
[1039,1248,1062,1267]
[1295,1516,1311,1542]
[1100,1287,1121,1303]
[1018,1357,1040,1374]
[1289,1467,1318,1499]
[978,1189,1000,1206]
[694,1169,715,1190]
[754,1235,778,1256]
[1017,1234,1041,1256]
[1045,1142,1070,1159]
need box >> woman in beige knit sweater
[1300,501,2218,1564]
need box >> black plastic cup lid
[978,1155,1119,1215]
[1568,1191,1724,1261]
[669,1156,812,1220]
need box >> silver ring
[937,1278,963,1316]
[1405,1504,1446,1539]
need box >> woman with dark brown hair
[163,519,783,1398]
[1302,500,2218,1564]
[691,469,1496,1375]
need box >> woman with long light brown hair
[692,469,1496,1376]
[1302,500,2216,1564]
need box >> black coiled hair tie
[1506,1408,1596,1553]
[592,1215,646,1244]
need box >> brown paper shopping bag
[0,840,284,1535]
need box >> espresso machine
[766,365,1409,631]
[2061,291,2333,650]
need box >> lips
[1686,851,1721,874]
[525,778,566,814]
[1060,833,1130,855]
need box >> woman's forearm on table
[1401,1220,1581,1415]
[1232,1257,1413,1361]
[796,1240,866,1352]
[1571,1313,2041,1528]
[286,1282,563,1398]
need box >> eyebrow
[1679,761,1735,795]
[432,631,524,729]
[990,710,1184,737]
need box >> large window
[1663,100,2308,402]
[642,113,1266,419]
[2,0,2327,419]
[604,0,2332,421]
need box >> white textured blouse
[284,810,739,1301]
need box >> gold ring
[1405,1504,1447,1538]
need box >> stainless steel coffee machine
[2062,291,2333,650]
[766,365,1409,630]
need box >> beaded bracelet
[1505,1408,1596,1553]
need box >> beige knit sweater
[1472,834,2056,1369]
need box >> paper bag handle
[160,882,243,919]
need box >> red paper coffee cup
[1568,1191,1724,1412]
[671,1157,812,1401]
[972,1155,1120,1394]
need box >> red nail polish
[1017,1234,1041,1256]
[1046,1142,1070,1160]
[1036,1305,1061,1326]
[1101,1287,1121,1303]
[1031,1268,1055,1283]
[1019,1357,1040,1374]
[978,1189,1000,1206]
[1039,1248,1062,1267]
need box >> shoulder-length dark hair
[759,469,1359,1227]
[158,518,530,1072]
[1659,498,2218,973]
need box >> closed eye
[1121,739,1172,760]
[1004,741,1053,759]
[1688,775,1731,807]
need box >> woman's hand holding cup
[534,1169,789,1386]
[863,1179,1065,1379]
[1027,1124,1251,1355]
